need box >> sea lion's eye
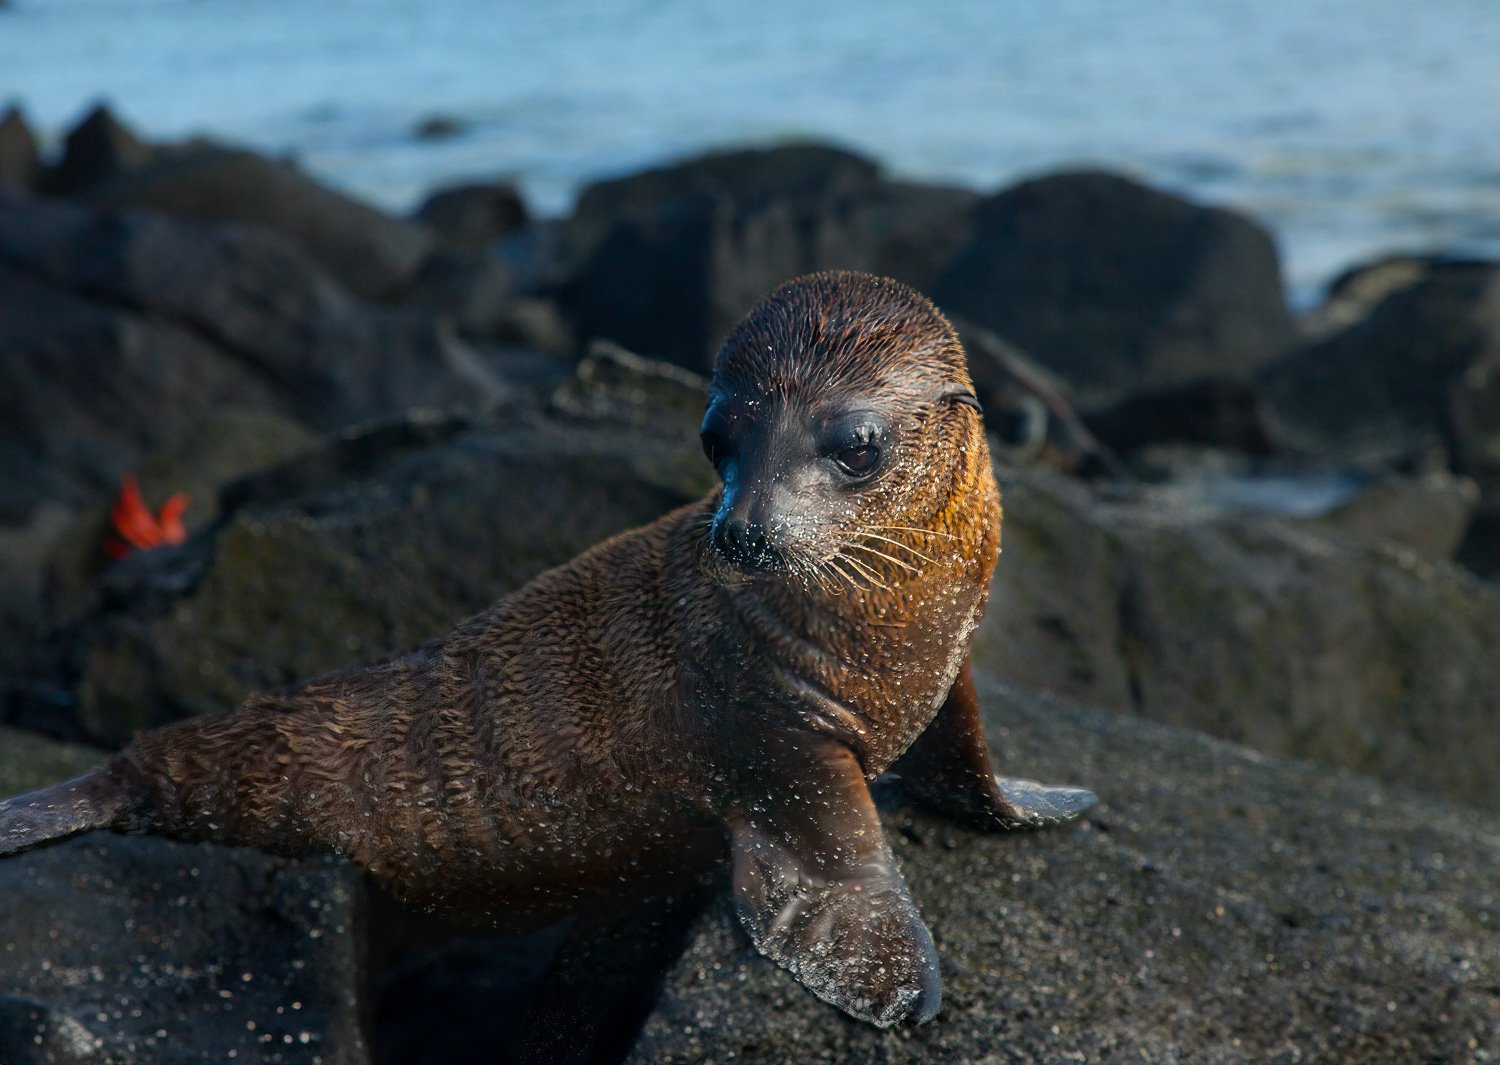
[835,444,881,478]
[821,412,890,480]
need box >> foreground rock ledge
[628,673,1500,1064]
[0,730,364,1065]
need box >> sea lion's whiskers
[864,524,960,541]
[834,550,890,590]
[822,556,862,594]
[843,542,919,575]
[788,546,844,597]
[857,532,938,566]
[808,557,846,596]
[802,561,833,597]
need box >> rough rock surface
[1260,259,1500,469]
[416,182,530,254]
[0,260,283,524]
[932,170,1296,411]
[0,732,366,1065]
[0,727,106,795]
[0,107,42,193]
[1083,378,1275,458]
[626,675,1500,1064]
[399,250,518,340]
[1316,469,1479,560]
[84,147,434,300]
[0,193,472,433]
[557,144,979,368]
[978,465,1500,811]
[41,105,154,197]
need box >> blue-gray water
[2,0,1498,301]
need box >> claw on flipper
[992,777,1099,830]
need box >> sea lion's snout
[709,468,785,572]
[701,397,799,574]
[709,512,775,570]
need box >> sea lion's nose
[713,515,772,568]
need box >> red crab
[104,474,189,560]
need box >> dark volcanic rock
[551,340,707,431]
[1450,306,1500,499]
[952,321,1118,474]
[627,675,1500,1064]
[1458,502,1500,582]
[416,182,529,253]
[72,408,707,744]
[1085,378,1275,457]
[0,262,284,523]
[0,194,477,435]
[1260,258,1500,469]
[564,144,880,258]
[0,726,105,794]
[0,191,527,703]
[0,207,334,695]
[1317,469,1479,561]
[399,249,518,338]
[0,731,366,1064]
[977,465,1500,811]
[1299,254,1434,340]
[932,170,1296,411]
[557,144,979,368]
[34,408,320,622]
[84,146,435,300]
[0,106,42,193]
[0,840,365,1064]
[42,105,154,197]
[413,115,467,141]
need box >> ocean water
[1,0,1497,300]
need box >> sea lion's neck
[709,479,997,772]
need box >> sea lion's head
[701,271,984,586]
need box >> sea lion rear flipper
[893,660,1097,831]
[728,737,940,1028]
[0,762,144,859]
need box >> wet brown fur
[27,272,1001,932]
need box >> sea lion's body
[2,272,1090,1030]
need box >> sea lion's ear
[728,739,941,1028]
[935,383,983,413]
[893,660,1098,831]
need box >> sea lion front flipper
[728,737,941,1028]
[894,660,1097,832]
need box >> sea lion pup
[0,270,1095,1028]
